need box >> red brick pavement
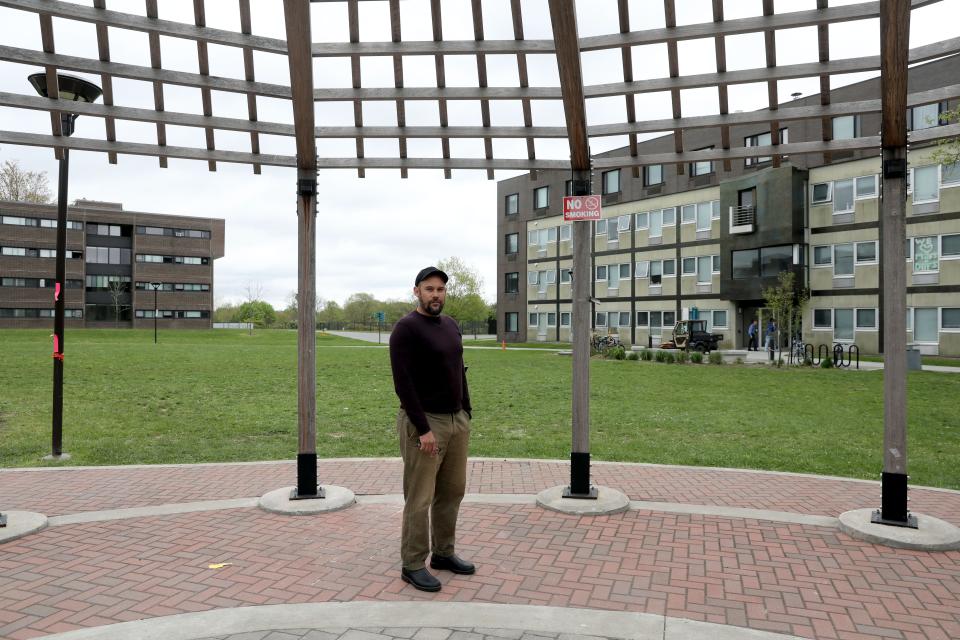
[1,503,959,640]
[1,459,959,522]
[1,460,959,639]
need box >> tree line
[215,257,494,332]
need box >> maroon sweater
[389,310,471,435]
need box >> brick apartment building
[0,199,224,329]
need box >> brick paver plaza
[1,458,958,639]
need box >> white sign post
[563,195,602,221]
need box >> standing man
[389,266,474,592]
[765,318,777,353]
[747,318,758,351]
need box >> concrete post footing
[0,511,48,544]
[258,485,356,515]
[535,485,630,515]
[838,508,960,550]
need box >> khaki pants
[397,409,471,570]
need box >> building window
[942,163,960,186]
[690,148,714,176]
[696,202,712,232]
[560,312,571,326]
[914,308,939,342]
[812,182,832,204]
[833,179,854,213]
[942,234,960,257]
[505,193,519,215]
[813,246,832,266]
[595,312,607,328]
[595,265,607,281]
[505,312,519,332]
[505,272,519,294]
[744,128,788,166]
[560,268,572,283]
[595,219,607,235]
[617,214,631,233]
[644,164,663,186]
[547,313,557,327]
[636,311,648,326]
[635,261,649,279]
[834,243,854,277]
[560,224,571,242]
[834,309,854,341]
[813,308,832,329]
[89,223,123,237]
[712,310,728,328]
[636,211,649,229]
[682,257,695,275]
[913,236,939,273]
[505,233,518,254]
[712,255,720,273]
[855,175,877,199]
[855,241,877,263]
[528,312,538,327]
[913,165,939,204]
[732,249,759,279]
[533,186,549,209]
[942,308,960,330]
[832,115,860,140]
[696,256,713,284]
[602,169,620,195]
[856,308,877,329]
[86,246,132,265]
[135,225,209,239]
[761,245,793,278]
[908,103,943,130]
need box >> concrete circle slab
[0,511,48,544]
[42,453,71,462]
[839,508,960,551]
[258,485,355,515]
[536,485,630,516]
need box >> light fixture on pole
[29,72,102,462]
[149,282,162,344]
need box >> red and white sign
[563,195,602,221]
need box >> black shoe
[401,567,441,592]
[430,554,476,575]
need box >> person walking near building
[765,318,777,353]
[389,266,475,592]
[747,318,758,351]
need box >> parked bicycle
[591,333,621,354]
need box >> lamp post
[149,282,162,344]
[28,72,102,461]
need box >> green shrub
[675,350,689,364]
[608,345,626,360]
[820,356,833,369]
[654,350,667,362]
[690,351,704,364]
[708,351,723,365]
[664,351,676,364]
[734,357,744,365]
[626,351,639,361]
[641,349,653,361]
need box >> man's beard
[418,295,444,316]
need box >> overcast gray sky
[1,0,957,308]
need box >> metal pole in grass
[28,72,102,462]
[150,282,162,344]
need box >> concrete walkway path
[1,459,958,639]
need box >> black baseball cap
[415,266,448,286]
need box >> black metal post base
[290,452,325,500]
[563,451,597,499]
[0,513,7,527]
[871,472,917,528]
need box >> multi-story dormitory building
[496,54,960,356]
[0,199,224,329]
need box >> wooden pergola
[1,0,957,522]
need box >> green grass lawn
[1,329,958,489]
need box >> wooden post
[283,0,320,499]
[548,0,596,498]
[874,0,914,527]
[295,170,319,498]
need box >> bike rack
[818,344,830,365]
[803,343,815,364]
[831,343,859,369]
[849,344,859,369]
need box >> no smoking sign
[562,195,602,221]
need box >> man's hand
[418,430,439,456]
